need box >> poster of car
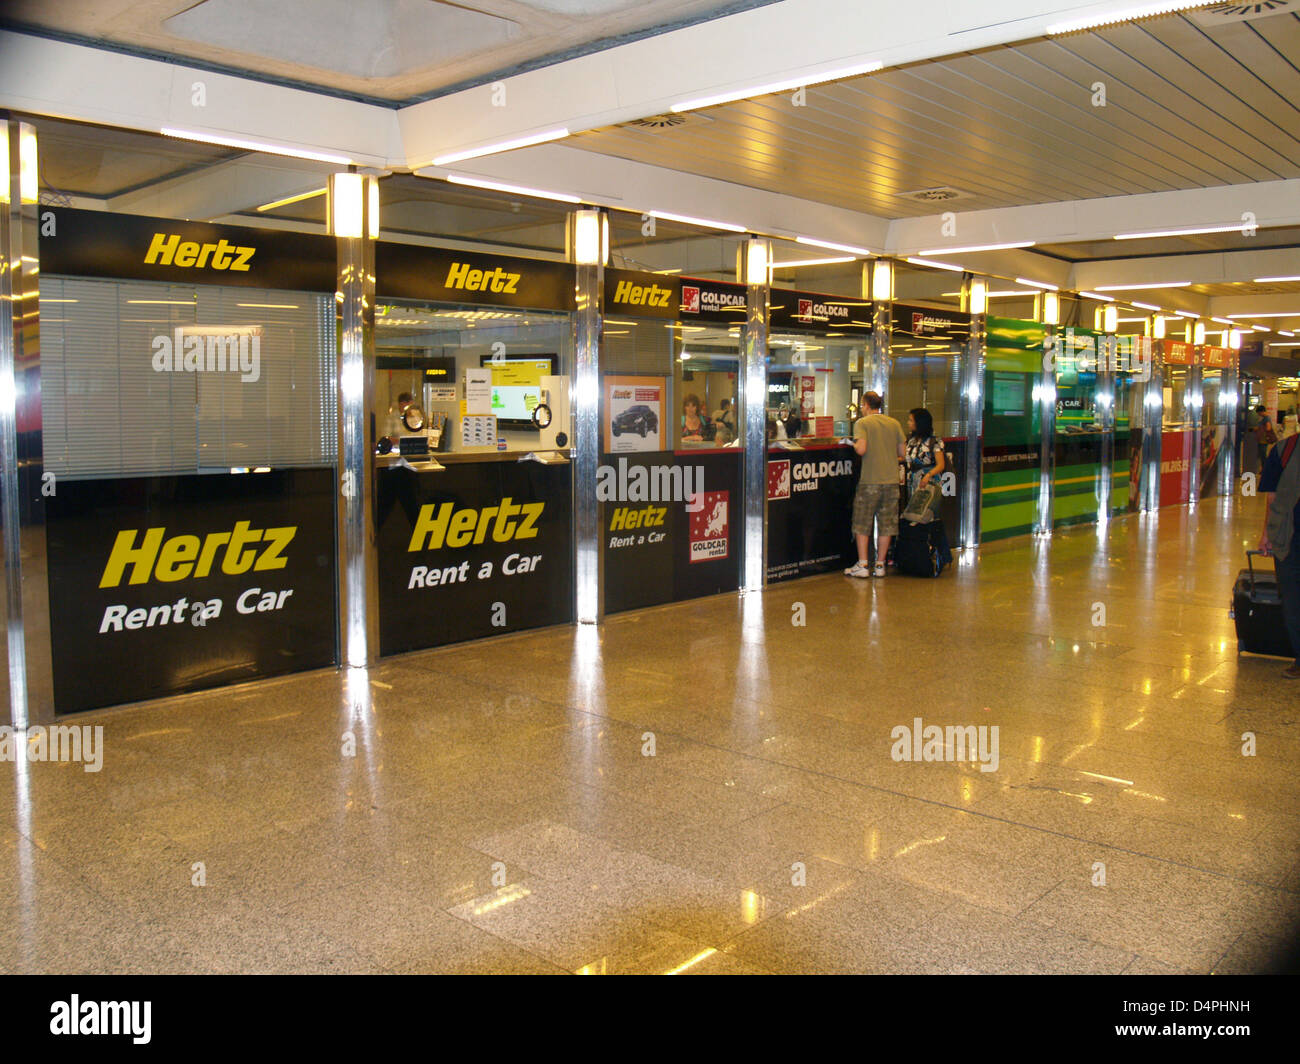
[604,375,664,453]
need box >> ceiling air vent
[620,112,712,131]
[898,187,972,204]
[1193,2,1294,26]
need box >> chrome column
[1142,337,1165,512]
[1220,355,1239,497]
[960,277,985,550]
[740,237,769,593]
[1036,322,1058,535]
[569,209,604,623]
[1188,352,1204,509]
[330,172,379,667]
[1097,331,1116,522]
[0,118,51,727]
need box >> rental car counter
[765,289,873,582]
[37,208,341,714]
[372,241,576,654]
[598,269,746,612]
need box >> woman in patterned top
[905,408,945,496]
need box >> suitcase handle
[1246,549,1273,595]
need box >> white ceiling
[569,9,1300,218]
[1,0,775,102]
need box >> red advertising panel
[1202,346,1233,369]
[1164,341,1197,365]
[1160,431,1194,506]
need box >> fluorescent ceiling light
[905,257,963,272]
[1226,312,1300,318]
[1017,278,1059,291]
[649,210,746,233]
[1080,292,1116,302]
[1211,317,1234,325]
[237,303,299,309]
[1281,330,1296,337]
[1253,325,1271,332]
[445,174,579,204]
[431,128,569,167]
[1114,224,1247,240]
[919,241,1034,255]
[941,290,1037,298]
[1132,301,1162,311]
[671,61,884,112]
[257,187,327,212]
[1094,281,1192,291]
[1175,310,1198,318]
[161,127,352,165]
[1048,3,1215,35]
[1255,275,1300,283]
[770,257,855,269]
[795,237,875,256]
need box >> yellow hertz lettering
[608,506,667,531]
[144,232,256,272]
[408,498,542,551]
[444,262,521,295]
[99,523,296,588]
[613,280,671,309]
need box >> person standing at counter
[904,408,945,495]
[845,392,906,579]
[682,394,711,442]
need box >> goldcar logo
[408,497,543,551]
[99,522,295,588]
[144,232,255,271]
[444,262,521,294]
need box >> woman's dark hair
[909,407,934,440]
[683,393,702,415]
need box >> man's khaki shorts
[852,482,900,537]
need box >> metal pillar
[1097,331,1116,521]
[1037,323,1058,534]
[0,118,52,727]
[739,237,770,593]
[569,209,604,623]
[1188,356,1204,509]
[1220,356,1239,497]
[1142,338,1164,512]
[960,277,985,550]
[331,172,379,668]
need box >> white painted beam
[0,30,399,167]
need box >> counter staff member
[385,391,415,443]
[845,391,906,580]
[682,394,711,442]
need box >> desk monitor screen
[479,355,556,429]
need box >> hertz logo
[408,497,542,551]
[444,262,520,294]
[144,233,255,271]
[612,280,671,308]
[99,522,295,588]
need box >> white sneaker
[873,563,886,578]
[845,562,872,578]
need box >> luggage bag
[1232,551,1292,658]
[895,517,952,578]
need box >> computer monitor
[478,355,557,429]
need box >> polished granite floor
[2,494,1298,975]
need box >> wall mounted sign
[40,208,337,292]
[891,304,971,342]
[376,242,573,311]
[770,290,873,333]
[45,469,337,714]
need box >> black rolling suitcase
[895,517,952,578]
[1232,551,1292,658]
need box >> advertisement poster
[45,469,337,714]
[465,368,492,415]
[1200,424,1228,498]
[375,462,572,655]
[604,375,665,453]
[1160,430,1194,506]
[602,452,742,613]
[766,446,859,582]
